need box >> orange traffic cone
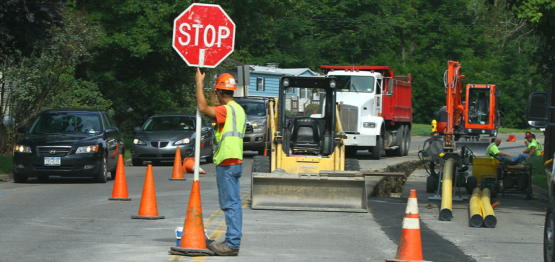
[109,154,131,201]
[386,190,430,262]
[182,157,206,174]
[170,147,186,181]
[169,180,214,256]
[131,164,164,220]
[506,135,515,142]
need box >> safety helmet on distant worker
[213,73,236,91]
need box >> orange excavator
[421,61,500,207]
[434,60,500,154]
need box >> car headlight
[76,145,99,154]
[14,145,32,153]
[363,122,376,128]
[251,121,266,130]
[133,138,146,146]
[174,138,191,145]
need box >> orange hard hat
[213,73,236,91]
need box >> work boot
[209,242,239,256]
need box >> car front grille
[37,146,72,157]
[150,142,169,148]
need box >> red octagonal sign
[172,3,235,68]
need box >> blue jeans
[510,153,528,165]
[216,164,243,249]
[493,156,509,162]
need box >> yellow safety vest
[213,101,246,165]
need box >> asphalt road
[0,133,546,262]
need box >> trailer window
[336,76,375,93]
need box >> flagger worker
[195,68,246,256]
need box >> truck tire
[394,125,405,156]
[403,125,411,156]
[371,136,382,160]
[252,156,270,173]
[545,199,555,262]
[345,158,360,171]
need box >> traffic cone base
[170,180,214,256]
[170,147,186,181]
[109,154,131,201]
[132,164,164,220]
[386,190,431,262]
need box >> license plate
[44,157,61,166]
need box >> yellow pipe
[481,188,497,228]
[469,187,483,227]
[440,158,455,221]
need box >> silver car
[130,113,214,166]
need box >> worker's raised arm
[196,68,216,118]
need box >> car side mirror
[133,127,141,133]
[17,127,26,134]
[105,127,119,134]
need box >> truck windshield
[336,76,375,93]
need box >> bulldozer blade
[251,171,368,213]
[456,140,490,157]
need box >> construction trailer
[321,65,413,159]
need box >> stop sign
[172,3,235,68]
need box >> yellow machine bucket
[251,171,368,213]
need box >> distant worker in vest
[195,68,246,256]
[486,138,511,162]
[510,133,542,165]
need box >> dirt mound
[371,160,425,197]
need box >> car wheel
[94,154,108,183]
[132,158,142,166]
[545,199,555,262]
[13,170,28,183]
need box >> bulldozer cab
[279,76,337,157]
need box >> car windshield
[336,76,375,93]
[29,112,101,134]
[142,116,196,131]
[237,101,266,116]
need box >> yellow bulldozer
[250,75,367,212]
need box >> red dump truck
[321,65,413,159]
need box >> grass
[0,154,13,174]
[525,155,549,189]
[124,137,132,160]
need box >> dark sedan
[12,109,125,183]
[130,113,214,166]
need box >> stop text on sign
[177,23,230,48]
